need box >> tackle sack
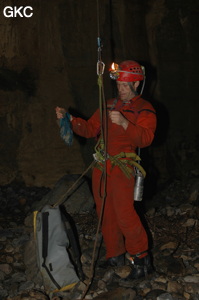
[34,204,80,293]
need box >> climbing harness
[93,96,146,180]
[94,150,146,179]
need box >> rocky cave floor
[0,175,199,300]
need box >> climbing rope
[80,1,108,299]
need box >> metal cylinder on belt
[134,170,144,201]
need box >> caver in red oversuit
[56,60,157,280]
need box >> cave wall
[0,0,198,188]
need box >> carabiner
[97,61,105,75]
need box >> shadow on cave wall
[139,62,171,200]
[0,67,37,96]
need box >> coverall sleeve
[125,109,157,148]
[71,109,101,138]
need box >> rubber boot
[124,253,153,280]
[99,253,125,268]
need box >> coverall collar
[121,94,141,105]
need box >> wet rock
[31,175,94,214]
[160,241,178,251]
[12,234,30,247]
[97,279,106,290]
[157,293,174,300]
[178,203,194,214]
[11,272,26,283]
[10,290,49,300]
[23,214,33,228]
[183,291,191,299]
[184,282,199,294]
[193,259,199,271]
[183,274,199,283]
[165,206,175,217]
[145,289,168,299]
[0,180,199,300]
[18,281,35,292]
[0,263,12,274]
[81,251,92,265]
[154,275,168,284]
[114,265,131,279]
[6,256,14,263]
[167,280,183,294]
[67,281,88,300]
[94,287,136,299]
[102,268,115,282]
[151,281,166,292]
[139,287,151,298]
[14,253,23,262]
[146,207,156,217]
[182,218,197,227]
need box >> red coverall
[71,95,157,259]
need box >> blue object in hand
[59,112,73,146]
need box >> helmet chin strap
[128,82,138,96]
[128,79,146,96]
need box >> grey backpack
[34,204,81,293]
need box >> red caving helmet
[110,60,145,82]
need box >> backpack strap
[60,206,84,281]
[41,212,61,290]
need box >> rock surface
[0,174,198,300]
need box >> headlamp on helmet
[109,60,145,82]
[109,62,120,80]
